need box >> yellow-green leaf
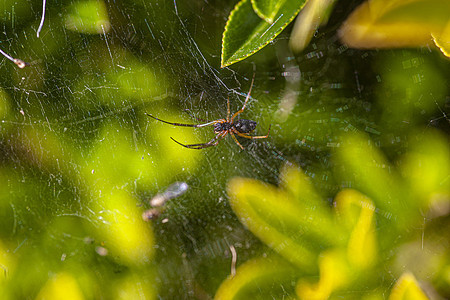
[215,256,299,300]
[389,272,429,300]
[339,0,450,57]
[296,249,352,300]
[227,177,317,269]
[227,165,341,269]
[290,0,336,53]
[432,20,450,57]
[36,273,85,300]
[335,189,378,269]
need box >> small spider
[146,77,270,149]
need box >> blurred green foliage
[0,0,448,299]
[221,130,448,299]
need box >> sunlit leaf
[214,256,299,300]
[432,20,450,57]
[296,190,378,299]
[36,273,85,300]
[94,189,155,266]
[339,0,450,56]
[65,0,110,34]
[296,249,352,300]
[224,155,448,298]
[289,0,336,53]
[389,272,429,300]
[227,166,342,269]
[113,272,157,299]
[84,122,157,189]
[335,189,377,269]
[228,177,317,269]
[279,163,324,206]
[221,0,307,67]
[0,241,16,284]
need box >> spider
[146,77,270,149]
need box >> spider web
[0,0,448,298]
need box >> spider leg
[146,113,218,128]
[229,131,244,149]
[231,73,255,122]
[227,96,230,122]
[170,131,227,149]
[233,125,271,139]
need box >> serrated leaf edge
[251,0,275,23]
[221,0,303,67]
[221,0,248,67]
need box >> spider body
[213,119,255,134]
[233,119,257,134]
[146,76,270,149]
[213,121,232,133]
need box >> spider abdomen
[233,119,257,133]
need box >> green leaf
[339,0,450,57]
[334,189,377,270]
[221,0,307,67]
[296,249,352,300]
[35,273,85,300]
[389,273,429,300]
[227,166,343,269]
[215,256,299,300]
[432,20,450,57]
[227,177,317,269]
[251,0,286,23]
